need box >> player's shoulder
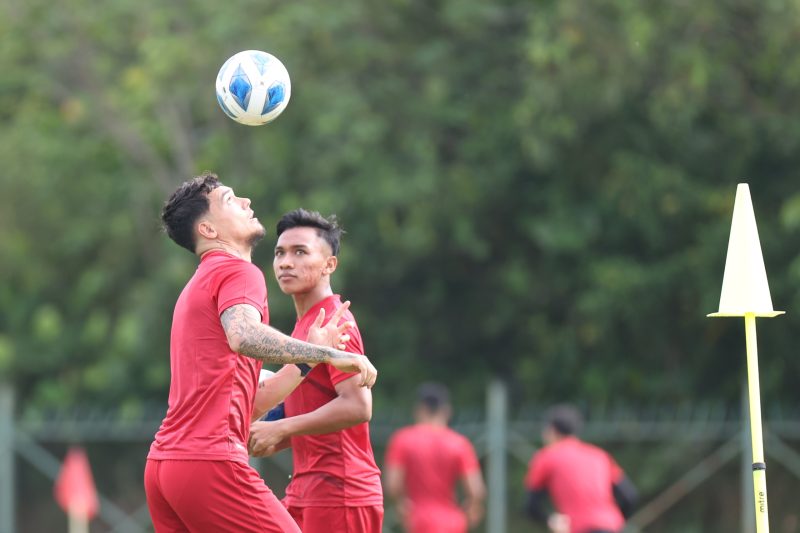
[576,438,607,455]
[532,441,558,461]
[447,428,478,450]
[325,294,358,320]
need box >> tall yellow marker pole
[708,184,783,533]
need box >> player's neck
[293,285,335,318]
[417,415,448,427]
[197,241,252,262]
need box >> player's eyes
[296,250,306,255]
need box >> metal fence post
[0,382,15,533]
[486,380,507,533]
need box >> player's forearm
[221,304,345,363]
[233,320,346,364]
[384,467,405,501]
[251,365,303,421]
[280,395,371,437]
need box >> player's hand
[465,500,484,527]
[306,301,354,350]
[328,352,378,388]
[248,420,291,457]
[547,513,570,533]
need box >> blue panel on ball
[262,83,285,114]
[250,51,270,75]
[216,92,237,119]
[229,65,252,110]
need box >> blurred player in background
[385,382,486,533]
[145,175,377,533]
[248,208,384,532]
[524,404,638,533]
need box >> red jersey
[385,424,481,533]
[282,295,383,507]
[148,251,267,464]
[525,437,625,533]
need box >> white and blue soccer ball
[215,50,291,126]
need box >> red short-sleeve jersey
[524,437,625,533]
[282,295,383,507]
[385,424,481,532]
[148,251,268,464]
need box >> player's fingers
[329,301,351,325]
[357,358,368,387]
[310,307,326,330]
[248,439,260,455]
[339,333,351,344]
[358,356,375,388]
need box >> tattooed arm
[220,303,377,387]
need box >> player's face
[206,186,265,247]
[273,227,336,295]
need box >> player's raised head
[162,173,221,253]
[276,208,343,256]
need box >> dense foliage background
[3,0,800,530]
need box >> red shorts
[144,459,300,533]
[287,504,384,533]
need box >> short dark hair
[276,208,343,256]
[545,404,583,436]
[416,382,451,413]
[161,173,221,253]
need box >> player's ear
[323,255,338,275]
[197,219,217,240]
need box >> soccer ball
[215,50,291,126]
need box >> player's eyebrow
[219,187,233,203]
[275,243,310,252]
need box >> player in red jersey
[248,208,384,532]
[524,404,638,533]
[385,382,486,533]
[144,174,377,533]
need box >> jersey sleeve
[213,260,268,318]
[524,451,549,490]
[457,435,482,476]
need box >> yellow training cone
[708,183,784,318]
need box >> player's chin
[275,279,292,293]
[277,277,307,295]
[247,225,267,246]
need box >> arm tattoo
[220,304,348,364]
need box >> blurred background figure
[384,382,485,533]
[524,404,637,533]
